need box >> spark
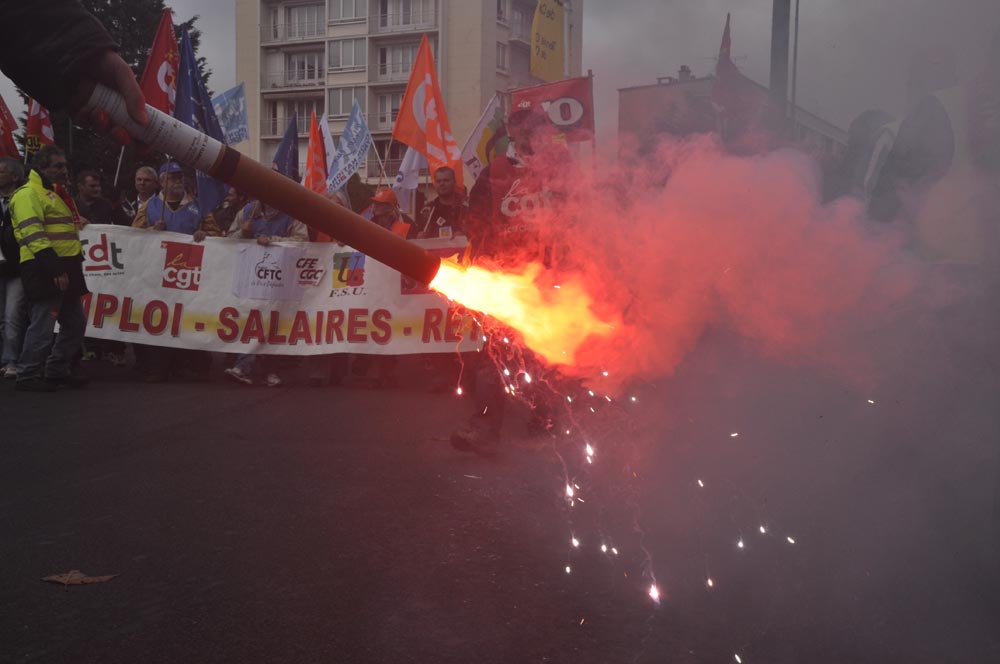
[585,444,595,456]
[571,537,580,548]
[502,337,509,344]
[523,373,532,384]
[554,284,562,289]
[697,479,705,488]
[588,390,595,397]
[601,544,608,553]
[602,371,609,377]
[759,525,767,534]
[735,655,743,664]
[574,484,581,489]
[604,395,612,402]
[565,485,575,498]
[456,387,463,396]
[566,396,573,403]
[482,335,488,342]
[648,584,661,603]
[565,429,571,435]
[706,577,715,588]
[868,399,875,404]
[589,407,595,413]
[586,456,593,464]
[503,368,510,376]
[611,547,619,555]
[630,396,637,402]
[579,617,584,625]
[787,536,796,545]
[730,432,739,438]
[565,566,571,574]
[737,539,745,549]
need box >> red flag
[0,94,21,159]
[511,76,595,143]
[711,14,767,141]
[392,34,463,188]
[303,111,334,242]
[25,98,55,158]
[140,8,180,115]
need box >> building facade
[235,0,584,183]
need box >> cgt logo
[296,256,325,287]
[81,233,124,274]
[332,252,365,289]
[161,241,205,291]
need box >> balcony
[260,116,311,139]
[370,9,438,34]
[510,21,531,44]
[368,112,398,133]
[262,69,327,90]
[372,62,415,84]
[260,22,326,44]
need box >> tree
[17,1,211,199]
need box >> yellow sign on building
[531,0,565,82]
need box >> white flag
[461,94,504,183]
[392,146,426,218]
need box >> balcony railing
[511,20,531,43]
[262,69,327,89]
[370,10,438,34]
[367,158,403,178]
[261,21,326,44]
[260,116,311,138]
[368,112,398,132]
[373,62,414,83]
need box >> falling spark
[586,456,593,464]
[697,479,705,488]
[579,617,584,625]
[730,432,739,438]
[737,539,745,549]
[588,390,595,397]
[571,537,580,548]
[611,547,619,555]
[735,655,743,664]
[565,429,571,435]
[566,485,575,498]
[482,335,488,342]
[523,373,532,384]
[630,396,637,402]
[604,395,612,402]
[503,368,510,376]
[759,525,767,534]
[574,484,581,490]
[601,544,608,553]
[565,566,571,574]
[566,396,573,403]
[456,387,463,396]
[648,584,661,603]
[503,337,509,344]
[602,371,609,377]
[706,577,715,588]
[868,399,875,404]
[554,285,562,289]
[787,536,796,545]
[589,407,595,413]
[585,444,595,456]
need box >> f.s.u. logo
[332,252,365,288]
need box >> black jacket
[0,195,19,277]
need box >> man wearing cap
[131,160,220,382]
[370,188,417,240]
[132,161,221,240]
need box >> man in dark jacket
[0,156,27,379]
[10,145,89,391]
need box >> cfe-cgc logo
[296,256,326,287]
[330,252,365,297]
[81,233,125,276]
[161,241,205,291]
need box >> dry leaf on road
[42,570,119,587]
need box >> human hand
[256,236,271,246]
[77,216,89,229]
[82,51,148,129]
[192,230,207,243]
[153,220,167,231]
[53,273,69,292]
[241,222,253,238]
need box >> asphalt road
[2,328,999,663]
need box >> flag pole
[113,145,126,188]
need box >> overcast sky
[2,1,999,143]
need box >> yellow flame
[430,260,617,366]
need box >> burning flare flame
[430,260,618,366]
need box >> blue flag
[327,100,372,192]
[211,83,250,145]
[174,28,227,218]
[273,112,299,181]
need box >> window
[265,7,280,40]
[378,42,421,79]
[286,4,323,39]
[329,86,366,117]
[289,99,322,124]
[496,42,508,71]
[512,5,530,40]
[497,0,509,24]
[330,38,366,70]
[286,51,323,84]
[329,0,363,21]
[376,91,403,129]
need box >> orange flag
[391,34,463,188]
[303,111,334,242]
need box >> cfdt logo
[331,252,365,289]
[81,233,125,276]
[296,256,325,287]
[161,241,205,291]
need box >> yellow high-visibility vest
[10,170,81,263]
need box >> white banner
[79,225,480,355]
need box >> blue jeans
[17,294,87,382]
[0,276,27,368]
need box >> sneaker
[449,427,499,457]
[225,367,253,385]
[48,374,90,389]
[264,373,282,388]
[15,378,58,392]
[2,366,16,379]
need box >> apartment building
[234,0,584,182]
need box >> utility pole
[769,0,792,133]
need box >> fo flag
[0,94,20,159]
[327,101,371,192]
[392,34,463,187]
[273,112,299,182]
[461,93,506,182]
[139,9,179,115]
[25,98,55,158]
[511,75,594,143]
[175,27,227,217]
